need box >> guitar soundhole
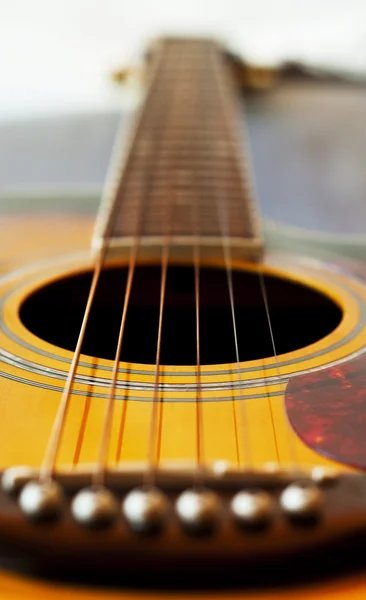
[20,265,342,365]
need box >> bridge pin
[311,466,339,486]
[71,487,119,529]
[231,490,274,530]
[212,460,230,476]
[280,482,323,523]
[175,488,222,536]
[122,487,169,534]
[2,466,37,495]
[19,479,65,522]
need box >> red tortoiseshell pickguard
[286,356,366,469]
[285,260,366,469]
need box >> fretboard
[93,38,263,260]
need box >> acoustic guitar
[1,37,366,599]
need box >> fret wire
[41,39,264,488]
[96,39,262,255]
[100,40,173,242]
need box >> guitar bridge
[0,463,364,572]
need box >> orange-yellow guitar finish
[0,212,365,599]
[2,36,366,599]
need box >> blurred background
[1,0,366,236]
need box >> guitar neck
[93,38,263,261]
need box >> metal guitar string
[39,42,289,487]
[93,83,173,478]
[39,249,106,481]
[227,49,298,469]
[39,45,168,482]
[192,97,205,483]
[208,47,255,468]
[95,51,178,481]
[232,117,283,466]
[193,238,204,478]
[93,243,138,488]
[213,186,250,467]
[145,243,170,484]
[258,269,299,469]
[212,45,301,469]
[143,47,188,484]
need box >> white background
[1,0,366,118]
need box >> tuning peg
[110,66,144,86]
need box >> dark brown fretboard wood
[93,38,263,260]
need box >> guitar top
[1,37,366,599]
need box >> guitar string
[144,46,212,484]
[228,66,281,466]
[95,55,178,476]
[145,243,169,485]
[146,188,177,474]
[214,187,250,467]
[39,249,106,481]
[40,43,285,485]
[191,49,242,470]
[111,46,292,480]
[236,96,281,466]
[92,243,138,488]
[193,238,204,479]
[208,46,254,468]
[146,48,210,484]
[258,269,299,469]
[149,45,207,481]
[116,45,181,475]
[39,46,170,482]
[145,98,175,479]
[212,45,291,468]
[229,76,284,467]
[190,60,205,483]
[39,41,169,480]
[95,56,177,476]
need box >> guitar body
[2,38,366,599]
[0,207,366,599]
[245,78,366,261]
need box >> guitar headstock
[111,37,280,91]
